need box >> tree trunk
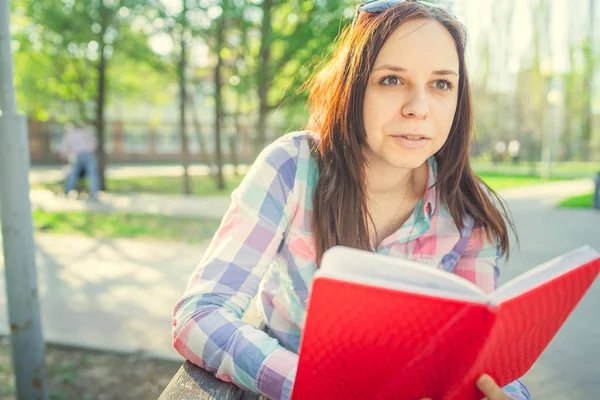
[513,86,524,164]
[561,47,575,161]
[255,0,273,158]
[96,21,107,191]
[237,13,250,164]
[530,0,550,176]
[188,91,209,164]
[213,11,226,190]
[179,32,192,195]
[231,92,241,176]
[581,0,596,160]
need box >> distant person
[508,140,521,164]
[59,121,100,200]
[493,140,507,163]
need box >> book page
[490,246,600,304]
[317,246,487,302]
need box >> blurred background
[0,0,599,399]
[12,0,600,182]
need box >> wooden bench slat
[158,360,248,400]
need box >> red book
[292,246,600,400]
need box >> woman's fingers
[417,374,507,400]
[476,374,508,400]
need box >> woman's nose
[401,90,430,120]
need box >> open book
[292,246,600,400]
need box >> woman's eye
[434,80,453,91]
[381,76,402,86]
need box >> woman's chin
[385,152,430,171]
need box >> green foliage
[9,0,597,163]
[11,0,170,122]
[262,1,354,120]
[185,0,355,129]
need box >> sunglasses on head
[353,0,450,26]
[359,0,440,13]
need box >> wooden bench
[159,300,265,400]
[158,360,258,400]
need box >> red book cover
[292,246,600,400]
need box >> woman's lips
[390,134,432,148]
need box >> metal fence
[28,119,288,165]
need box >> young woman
[172,1,531,399]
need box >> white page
[490,246,600,305]
[317,246,488,303]
[317,245,600,306]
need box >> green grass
[33,174,245,197]
[558,192,595,209]
[26,172,582,242]
[477,172,567,191]
[472,161,599,179]
[33,160,599,197]
[34,170,574,198]
[107,175,244,196]
[32,209,221,243]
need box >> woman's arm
[173,137,301,400]
[500,378,531,399]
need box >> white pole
[0,0,48,399]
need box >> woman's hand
[476,374,510,400]
[418,374,509,400]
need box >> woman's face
[363,18,460,170]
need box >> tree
[176,3,193,195]
[528,0,551,173]
[16,0,161,190]
[213,2,227,190]
[151,0,232,194]
[580,0,597,161]
[560,45,579,161]
[11,5,96,123]
[248,0,353,156]
[12,5,169,124]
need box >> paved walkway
[29,177,597,219]
[495,181,600,398]
[30,189,232,220]
[1,177,599,398]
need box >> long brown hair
[306,2,515,264]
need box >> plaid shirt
[173,132,531,400]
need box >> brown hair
[306,2,515,264]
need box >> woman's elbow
[173,296,221,333]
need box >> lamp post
[0,0,48,398]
